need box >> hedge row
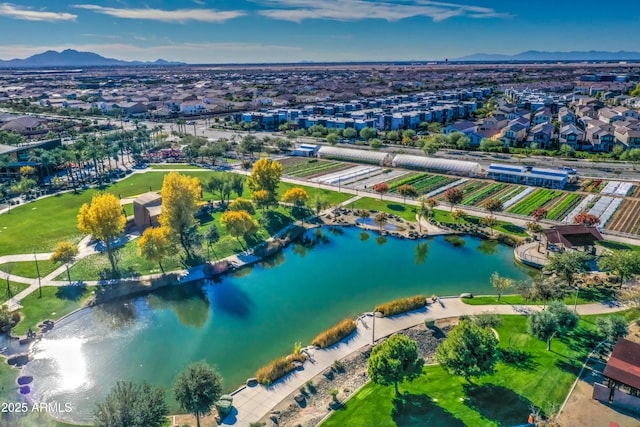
[256,353,307,385]
[312,318,357,348]
[374,295,427,317]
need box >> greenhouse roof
[392,154,482,174]
[317,146,390,162]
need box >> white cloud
[0,3,77,22]
[72,4,245,23]
[256,0,508,23]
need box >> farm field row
[605,199,640,234]
[461,183,507,206]
[507,189,564,216]
[546,193,584,221]
[281,158,350,178]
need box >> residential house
[598,108,625,124]
[614,127,640,149]
[501,122,527,147]
[179,100,207,114]
[533,109,553,125]
[559,124,585,148]
[527,123,554,149]
[558,107,576,125]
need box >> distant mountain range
[453,50,640,62]
[0,49,185,68]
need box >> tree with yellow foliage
[138,226,171,274]
[253,189,271,211]
[281,187,309,209]
[50,241,79,284]
[159,172,202,260]
[78,193,126,274]
[221,210,258,249]
[247,158,282,208]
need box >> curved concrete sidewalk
[225,298,628,427]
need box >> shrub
[375,295,426,317]
[333,359,345,372]
[312,319,357,348]
[471,313,502,329]
[256,353,307,385]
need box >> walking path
[226,298,628,427]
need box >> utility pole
[34,251,42,298]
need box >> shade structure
[392,154,482,176]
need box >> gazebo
[593,339,640,414]
[541,224,603,254]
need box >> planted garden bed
[462,183,506,206]
[547,194,583,221]
[507,189,564,216]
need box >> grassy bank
[0,260,59,280]
[13,285,95,336]
[462,286,618,306]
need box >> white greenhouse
[317,146,391,165]
[392,154,482,176]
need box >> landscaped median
[374,295,426,317]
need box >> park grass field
[0,260,59,279]
[322,311,639,427]
[0,170,351,258]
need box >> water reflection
[444,235,466,247]
[209,281,254,319]
[359,231,370,242]
[477,239,499,256]
[375,236,388,245]
[415,242,430,265]
[148,285,210,328]
[260,251,286,269]
[93,301,137,330]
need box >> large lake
[23,227,534,423]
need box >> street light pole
[34,251,42,298]
[372,311,376,344]
[573,286,579,312]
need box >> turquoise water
[23,227,533,423]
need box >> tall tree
[159,172,202,261]
[93,381,168,427]
[483,198,504,217]
[397,184,418,203]
[597,316,628,343]
[311,194,330,215]
[598,250,640,286]
[574,213,601,227]
[367,334,424,395]
[435,320,499,382]
[373,182,390,200]
[173,361,223,427]
[50,241,79,285]
[281,187,309,209]
[531,207,548,223]
[374,212,388,231]
[221,210,258,249]
[204,224,220,260]
[247,158,283,208]
[546,250,592,287]
[490,272,513,301]
[443,188,463,212]
[528,301,578,351]
[137,227,171,274]
[228,197,256,214]
[78,192,126,273]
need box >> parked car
[561,167,577,175]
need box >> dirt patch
[260,323,451,427]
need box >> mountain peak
[0,49,185,68]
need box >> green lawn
[350,198,418,221]
[433,209,528,237]
[0,280,30,301]
[323,313,638,427]
[0,260,59,279]
[148,164,206,169]
[462,286,618,306]
[13,285,95,335]
[0,170,349,257]
[596,240,640,252]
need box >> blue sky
[0,0,639,63]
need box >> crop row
[462,183,506,206]
[547,194,583,220]
[387,172,429,191]
[507,189,564,216]
[412,175,458,194]
[285,160,346,178]
[497,186,526,203]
